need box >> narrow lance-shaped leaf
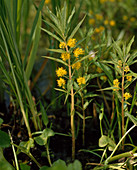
[46,48,65,53]
[126,36,134,55]
[41,27,63,42]
[113,40,123,61]
[23,0,45,68]
[67,7,75,24]
[43,20,64,39]
[25,12,41,80]
[68,15,86,40]
[42,56,68,66]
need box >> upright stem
[46,143,52,166]
[65,45,75,160]
[82,95,85,146]
[121,66,125,150]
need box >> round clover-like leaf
[0,130,10,148]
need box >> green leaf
[34,129,55,146]
[68,15,86,40]
[23,0,45,67]
[108,139,116,151]
[0,118,3,126]
[41,28,63,42]
[42,56,68,66]
[0,148,14,170]
[46,7,62,33]
[25,12,42,80]
[99,135,109,147]
[67,160,82,170]
[46,48,65,53]
[20,163,30,170]
[99,135,116,151]
[0,130,10,148]
[43,20,63,39]
[125,112,137,125]
[126,36,135,55]
[17,138,34,154]
[67,7,75,24]
[84,93,98,98]
[40,102,49,127]
[113,40,123,61]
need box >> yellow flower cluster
[113,79,120,91]
[100,0,115,3]
[59,42,66,49]
[104,19,115,26]
[57,78,66,89]
[56,67,67,77]
[123,15,128,21]
[100,0,107,3]
[89,18,95,25]
[124,65,130,73]
[126,75,132,82]
[124,92,132,100]
[109,20,116,26]
[95,14,103,20]
[77,77,86,86]
[73,48,84,57]
[95,26,105,33]
[96,67,102,73]
[72,62,81,70]
[130,17,136,22]
[45,0,50,4]
[61,52,70,61]
[67,38,77,48]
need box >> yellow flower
[61,53,70,61]
[99,26,105,32]
[113,79,120,91]
[95,27,100,33]
[73,48,84,57]
[77,77,86,86]
[89,18,95,25]
[104,20,109,25]
[57,78,66,89]
[124,66,130,73]
[130,17,136,22]
[126,75,132,82]
[67,38,77,48]
[117,60,122,68]
[59,42,66,49]
[56,67,67,77]
[123,15,128,21]
[109,0,115,2]
[89,10,93,15]
[96,67,102,73]
[124,92,132,100]
[101,75,107,81]
[95,14,103,20]
[45,0,50,4]
[110,20,116,26]
[100,0,107,3]
[113,79,120,86]
[72,62,81,70]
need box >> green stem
[0,27,32,137]
[9,131,19,170]
[121,66,125,150]
[105,124,136,165]
[12,143,41,168]
[46,143,52,166]
[65,44,75,160]
[82,95,85,146]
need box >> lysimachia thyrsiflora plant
[95,36,137,169]
[42,2,97,159]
